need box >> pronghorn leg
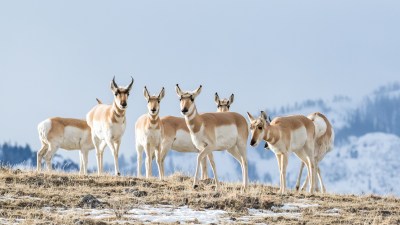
[306,156,316,194]
[144,143,153,178]
[98,141,106,175]
[44,144,58,172]
[92,136,103,176]
[238,145,249,190]
[295,162,305,191]
[79,151,84,175]
[193,150,209,188]
[113,141,121,176]
[105,140,120,176]
[81,150,89,175]
[37,142,48,172]
[206,153,219,188]
[160,145,170,179]
[274,153,283,193]
[294,150,312,192]
[317,167,326,193]
[155,146,163,180]
[136,144,144,177]
[200,157,209,180]
[280,154,288,194]
[301,174,309,191]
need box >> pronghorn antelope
[86,77,134,176]
[135,86,165,178]
[295,112,334,193]
[157,93,234,180]
[37,117,94,174]
[176,84,249,189]
[215,93,234,112]
[247,111,317,194]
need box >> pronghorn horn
[215,92,220,104]
[112,76,118,88]
[143,86,150,100]
[247,112,255,121]
[159,87,165,100]
[229,94,234,104]
[176,84,184,96]
[261,111,268,121]
[127,76,134,91]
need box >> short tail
[96,98,102,104]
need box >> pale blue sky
[0,1,399,164]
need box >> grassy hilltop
[0,168,399,224]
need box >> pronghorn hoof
[193,185,199,189]
[117,172,121,176]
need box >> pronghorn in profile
[215,93,234,112]
[135,86,165,178]
[295,112,334,193]
[157,93,234,180]
[247,111,317,194]
[86,77,134,176]
[37,117,94,174]
[176,84,249,189]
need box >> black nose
[182,108,188,113]
[121,102,127,107]
[250,140,256,146]
[151,109,156,112]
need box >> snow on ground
[38,201,337,224]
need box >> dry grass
[0,167,399,224]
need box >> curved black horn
[112,76,118,88]
[127,76,134,90]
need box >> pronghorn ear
[110,76,118,92]
[260,111,269,123]
[229,94,234,105]
[126,76,134,92]
[193,85,202,98]
[158,87,165,100]
[176,84,183,97]
[143,86,150,101]
[247,112,255,122]
[214,92,220,105]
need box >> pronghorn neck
[112,101,126,122]
[184,104,202,133]
[147,113,160,122]
[264,125,279,145]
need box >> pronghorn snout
[181,108,189,114]
[250,139,257,147]
[121,101,127,108]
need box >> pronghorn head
[215,93,234,112]
[110,76,134,110]
[175,84,202,116]
[143,86,165,116]
[247,111,270,147]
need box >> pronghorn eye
[190,97,194,102]
[114,92,119,96]
[158,100,160,103]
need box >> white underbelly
[214,125,237,150]
[171,129,197,152]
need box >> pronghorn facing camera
[135,86,165,178]
[37,117,94,174]
[295,112,334,193]
[86,76,134,176]
[176,84,249,189]
[247,111,317,194]
[158,92,234,180]
[215,93,234,112]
